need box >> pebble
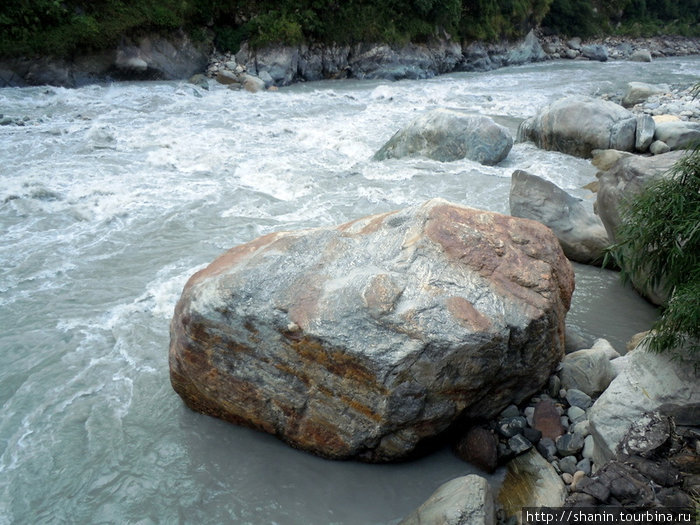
[568,406,587,424]
[582,434,595,459]
[562,472,574,484]
[556,432,585,457]
[566,388,593,409]
[571,470,587,491]
[560,455,578,474]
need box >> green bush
[606,145,700,357]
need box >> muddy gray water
[2,56,698,524]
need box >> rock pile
[444,339,699,524]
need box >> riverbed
[1,56,698,524]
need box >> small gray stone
[548,376,561,399]
[524,406,535,427]
[572,420,590,439]
[508,434,533,455]
[576,457,592,475]
[649,140,670,155]
[635,115,655,152]
[566,388,592,410]
[556,432,585,457]
[568,406,587,424]
[500,404,520,419]
[537,437,558,461]
[582,435,595,459]
[560,455,578,475]
[523,427,542,445]
[498,417,528,438]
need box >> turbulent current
[1,56,698,524]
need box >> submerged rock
[374,109,513,165]
[518,96,637,158]
[169,198,574,461]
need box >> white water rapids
[1,57,698,524]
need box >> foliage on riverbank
[607,144,699,357]
[0,0,698,58]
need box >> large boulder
[509,170,610,265]
[595,151,685,304]
[170,199,575,461]
[399,475,495,525]
[374,109,513,165]
[505,30,547,65]
[621,82,668,108]
[588,345,700,467]
[653,121,700,150]
[518,97,637,158]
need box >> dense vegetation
[1,0,698,58]
[606,142,699,357]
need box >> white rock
[400,475,495,525]
[588,345,700,466]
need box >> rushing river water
[1,56,698,524]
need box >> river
[1,56,698,524]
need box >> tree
[606,138,699,357]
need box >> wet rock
[509,170,609,266]
[169,198,574,461]
[518,96,637,158]
[374,109,513,165]
[399,475,495,525]
[454,426,499,474]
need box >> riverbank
[203,32,700,90]
[1,31,699,89]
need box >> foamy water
[1,57,697,524]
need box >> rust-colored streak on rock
[297,417,350,456]
[287,334,383,392]
[446,296,492,332]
